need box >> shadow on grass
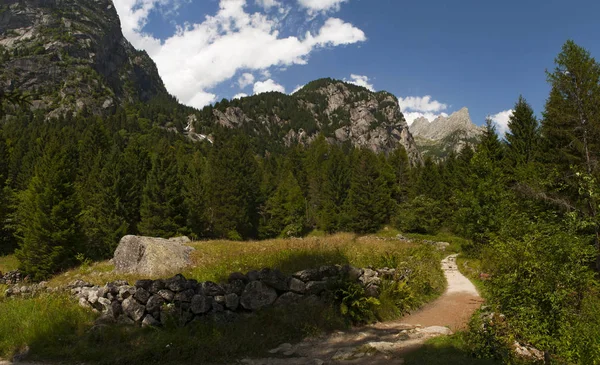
[402,334,500,365]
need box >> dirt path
[241,254,484,365]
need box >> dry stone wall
[58,265,397,327]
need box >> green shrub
[395,195,442,234]
[335,281,380,324]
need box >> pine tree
[261,170,306,238]
[343,148,392,233]
[479,117,504,162]
[138,142,186,238]
[182,151,208,239]
[206,130,260,240]
[388,145,411,205]
[319,145,350,233]
[0,130,16,254]
[15,141,82,280]
[505,96,540,166]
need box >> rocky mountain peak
[408,107,483,159]
[0,0,169,117]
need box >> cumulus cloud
[233,93,248,99]
[238,73,255,89]
[490,109,514,137]
[114,0,366,108]
[345,74,374,91]
[254,79,286,94]
[255,0,280,10]
[298,0,349,15]
[397,95,449,125]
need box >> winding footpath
[241,254,484,365]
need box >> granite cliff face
[409,107,483,159]
[199,79,422,164]
[0,0,168,117]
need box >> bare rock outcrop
[113,235,194,277]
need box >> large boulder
[113,235,194,277]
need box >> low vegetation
[0,233,447,363]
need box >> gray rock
[247,270,260,282]
[225,293,239,311]
[157,289,175,302]
[118,285,136,300]
[148,279,165,294]
[289,278,306,294]
[275,292,304,307]
[201,281,225,296]
[305,281,327,295]
[225,279,245,296]
[122,297,146,322]
[146,295,164,313]
[293,268,321,282]
[141,314,161,327]
[134,287,151,304]
[365,285,380,298]
[174,289,195,303]
[97,297,112,312]
[359,268,381,286]
[341,265,363,281]
[135,279,153,290]
[191,295,212,314]
[259,268,289,291]
[113,235,194,277]
[240,281,278,310]
[212,302,224,313]
[111,301,123,318]
[165,274,188,292]
[319,265,339,278]
[228,272,248,283]
[214,295,226,305]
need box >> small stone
[135,279,153,290]
[246,270,260,282]
[259,268,289,291]
[201,281,225,296]
[305,281,327,295]
[158,289,175,302]
[224,280,245,296]
[293,268,321,282]
[146,295,165,313]
[225,293,239,311]
[122,297,146,322]
[148,279,165,294]
[174,289,195,303]
[78,297,92,309]
[289,278,306,294]
[269,343,292,354]
[134,287,151,304]
[165,274,188,292]
[190,295,212,314]
[228,272,248,283]
[275,292,303,307]
[240,281,277,310]
[142,314,161,327]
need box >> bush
[394,195,442,234]
[334,281,380,324]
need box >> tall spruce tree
[138,141,186,238]
[343,148,392,233]
[543,40,600,267]
[15,141,82,280]
[182,151,208,239]
[319,145,350,232]
[206,130,260,240]
[505,96,540,166]
[261,170,306,238]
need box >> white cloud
[298,0,348,15]
[397,95,449,126]
[490,109,514,137]
[345,74,374,91]
[233,93,248,99]
[254,79,286,94]
[238,73,255,89]
[398,96,448,113]
[404,112,449,126]
[114,0,366,109]
[255,0,280,10]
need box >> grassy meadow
[0,231,452,363]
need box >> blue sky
[115,0,600,133]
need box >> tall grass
[0,255,18,273]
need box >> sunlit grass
[404,332,500,365]
[0,255,18,273]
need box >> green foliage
[14,142,82,281]
[395,195,442,234]
[335,281,381,323]
[260,170,306,238]
[505,96,539,167]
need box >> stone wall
[66,265,398,327]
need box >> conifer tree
[343,148,392,233]
[388,145,411,205]
[15,142,82,280]
[319,145,350,232]
[182,151,208,239]
[138,141,186,238]
[261,170,306,238]
[479,117,504,162]
[206,130,260,240]
[505,96,540,166]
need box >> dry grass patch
[0,255,18,273]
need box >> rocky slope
[196,79,422,163]
[0,0,169,117]
[409,107,483,159]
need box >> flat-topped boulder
[113,235,194,277]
